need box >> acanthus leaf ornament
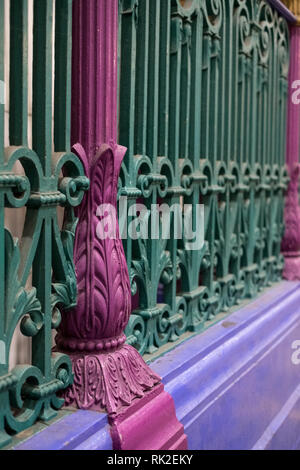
[56,142,161,415]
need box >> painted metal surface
[118,0,290,358]
[0,0,88,448]
[151,281,300,450]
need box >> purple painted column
[56,0,187,450]
[282,17,300,279]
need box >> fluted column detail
[282,25,300,279]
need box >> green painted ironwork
[118,0,290,356]
[0,0,88,447]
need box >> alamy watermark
[291,81,300,105]
[291,340,300,365]
[96,197,205,251]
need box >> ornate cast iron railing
[0,0,88,447]
[0,0,291,448]
[118,0,290,356]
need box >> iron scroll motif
[0,146,88,447]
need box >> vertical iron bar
[32,0,53,177]
[9,0,28,146]
[54,0,72,152]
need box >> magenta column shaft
[282,25,300,279]
[71,0,117,151]
[57,0,187,450]
[286,28,300,167]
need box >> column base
[57,343,187,449]
[110,383,188,450]
[283,254,300,280]
[57,344,161,415]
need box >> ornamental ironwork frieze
[118,0,289,355]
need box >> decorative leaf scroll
[52,215,79,313]
[4,229,43,344]
[57,144,131,348]
[56,143,161,414]
[62,345,160,415]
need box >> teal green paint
[0,0,4,155]
[0,0,4,348]
[0,1,89,448]
[134,0,149,157]
[158,0,171,158]
[54,0,72,153]
[119,0,290,355]
[32,0,53,177]
[9,0,28,146]
[147,0,160,160]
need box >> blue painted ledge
[13,410,112,450]
[151,281,300,450]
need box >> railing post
[281,2,300,279]
[56,0,187,450]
